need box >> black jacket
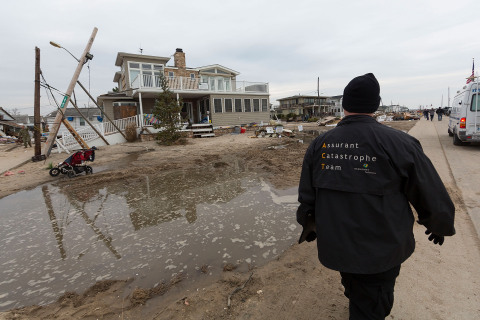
[297,115,455,274]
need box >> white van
[448,80,480,145]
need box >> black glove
[298,213,316,244]
[304,231,317,242]
[425,229,444,246]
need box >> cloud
[0,0,479,114]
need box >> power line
[40,72,62,114]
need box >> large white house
[97,48,271,127]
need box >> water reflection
[0,160,299,310]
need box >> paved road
[432,117,479,237]
[391,117,480,319]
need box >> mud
[0,121,425,320]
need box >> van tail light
[460,117,466,128]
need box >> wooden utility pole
[317,77,320,116]
[42,27,98,158]
[32,47,45,161]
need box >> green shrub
[153,75,182,146]
[286,113,296,119]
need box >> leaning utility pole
[42,27,98,158]
[32,46,44,161]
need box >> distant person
[423,109,429,120]
[19,127,31,148]
[429,108,435,121]
[436,107,443,121]
[297,73,455,319]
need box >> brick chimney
[174,48,186,70]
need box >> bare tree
[7,108,20,116]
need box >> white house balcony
[130,75,269,94]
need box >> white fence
[59,123,104,149]
[103,115,140,135]
[58,114,158,150]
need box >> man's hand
[304,231,317,242]
[425,229,444,246]
[298,213,316,244]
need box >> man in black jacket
[297,73,455,319]
[436,107,444,121]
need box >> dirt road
[0,119,479,320]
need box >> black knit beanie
[342,73,381,113]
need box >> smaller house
[275,95,342,119]
[0,107,15,122]
[0,107,18,137]
[0,108,45,137]
[326,96,344,117]
[45,107,103,136]
[11,114,46,129]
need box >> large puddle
[0,161,299,310]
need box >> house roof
[0,107,15,121]
[328,95,343,100]
[113,71,121,82]
[0,120,24,128]
[45,107,102,118]
[196,64,240,76]
[97,92,135,104]
[277,95,330,101]
[115,52,171,67]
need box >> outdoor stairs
[191,123,215,138]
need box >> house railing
[130,75,269,94]
[58,114,190,150]
[103,115,139,135]
[59,123,104,149]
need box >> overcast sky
[1,0,479,116]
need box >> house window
[128,62,164,88]
[235,99,242,112]
[168,71,174,78]
[225,99,233,112]
[262,99,268,112]
[143,70,153,87]
[128,63,140,88]
[253,99,260,112]
[217,78,224,91]
[214,98,222,113]
[190,73,195,79]
[244,99,251,112]
[79,118,85,126]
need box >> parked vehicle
[49,147,96,178]
[448,81,480,145]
